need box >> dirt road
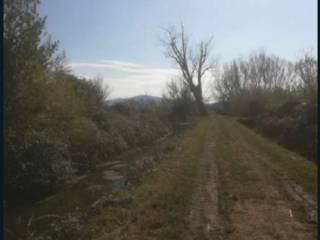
[184,115,316,240]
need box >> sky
[39,0,317,99]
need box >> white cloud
[100,60,144,69]
[69,59,215,100]
[69,60,180,98]
[69,60,145,73]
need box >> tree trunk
[193,86,207,115]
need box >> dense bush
[255,101,317,161]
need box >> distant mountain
[109,95,162,106]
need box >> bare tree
[213,50,296,104]
[213,60,245,104]
[161,25,214,115]
[295,53,317,104]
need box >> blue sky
[39,0,317,98]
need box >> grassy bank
[234,118,317,197]
[80,117,210,240]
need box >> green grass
[81,117,210,240]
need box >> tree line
[213,50,317,114]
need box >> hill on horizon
[108,94,162,106]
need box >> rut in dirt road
[185,115,317,240]
[184,124,221,240]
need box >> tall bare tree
[161,25,213,115]
[295,53,317,104]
